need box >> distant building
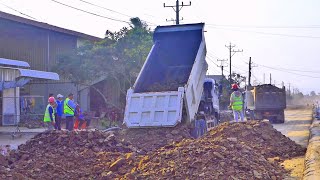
[0,11,101,111]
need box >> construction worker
[74,103,86,130]
[44,97,56,130]
[64,93,76,131]
[229,84,244,122]
[55,94,64,130]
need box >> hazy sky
[1,0,320,94]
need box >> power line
[207,51,220,59]
[206,57,222,73]
[257,65,320,74]
[231,64,247,73]
[0,1,37,20]
[77,0,156,26]
[78,0,131,18]
[207,24,320,29]
[207,26,320,39]
[256,63,320,79]
[206,56,219,67]
[50,0,130,24]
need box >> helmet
[231,84,239,90]
[48,97,55,103]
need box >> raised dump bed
[124,23,207,128]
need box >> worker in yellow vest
[43,97,56,130]
[64,93,76,131]
[229,84,244,122]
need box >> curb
[303,113,320,180]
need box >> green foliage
[229,72,246,86]
[310,91,316,97]
[218,73,247,110]
[54,17,153,109]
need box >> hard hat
[231,84,239,90]
[48,97,55,103]
[57,94,63,98]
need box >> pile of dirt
[146,81,185,92]
[0,130,136,179]
[116,124,192,154]
[125,121,306,179]
[219,110,234,123]
[0,121,306,179]
[209,121,306,159]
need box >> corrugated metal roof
[18,69,59,80]
[0,58,30,68]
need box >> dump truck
[123,23,220,137]
[245,84,286,123]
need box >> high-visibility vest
[231,92,243,111]
[64,98,75,116]
[43,104,55,122]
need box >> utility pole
[269,73,272,84]
[248,57,252,86]
[166,17,183,24]
[288,83,291,96]
[225,42,243,85]
[164,0,191,25]
[217,59,228,77]
[248,57,257,87]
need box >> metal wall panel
[0,18,77,72]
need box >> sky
[1,0,320,94]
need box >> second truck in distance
[245,84,286,123]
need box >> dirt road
[273,107,313,179]
[273,108,312,148]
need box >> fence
[0,95,45,126]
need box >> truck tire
[254,111,262,120]
[277,110,285,123]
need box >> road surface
[273,107,313,179]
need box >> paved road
[272,107,313,179]
[273,108,313,148]
[0,126,46,151]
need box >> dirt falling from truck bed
[0,121,305,179]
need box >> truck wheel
[249,110,255,120]
[254,111,262,120]
[277,110,285,123]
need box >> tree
[54,17,153,110]
[217,73,247,110]
[310,91,316,97]
[229,72,246,86]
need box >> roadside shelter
[0,57,59,126]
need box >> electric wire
[254,63,320,74]
[206,24,320,29]
[256,63,320,79]
[77,0,157,26]
[207,26,320,39]
[50,0,130,24]
[0,1,36,20]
